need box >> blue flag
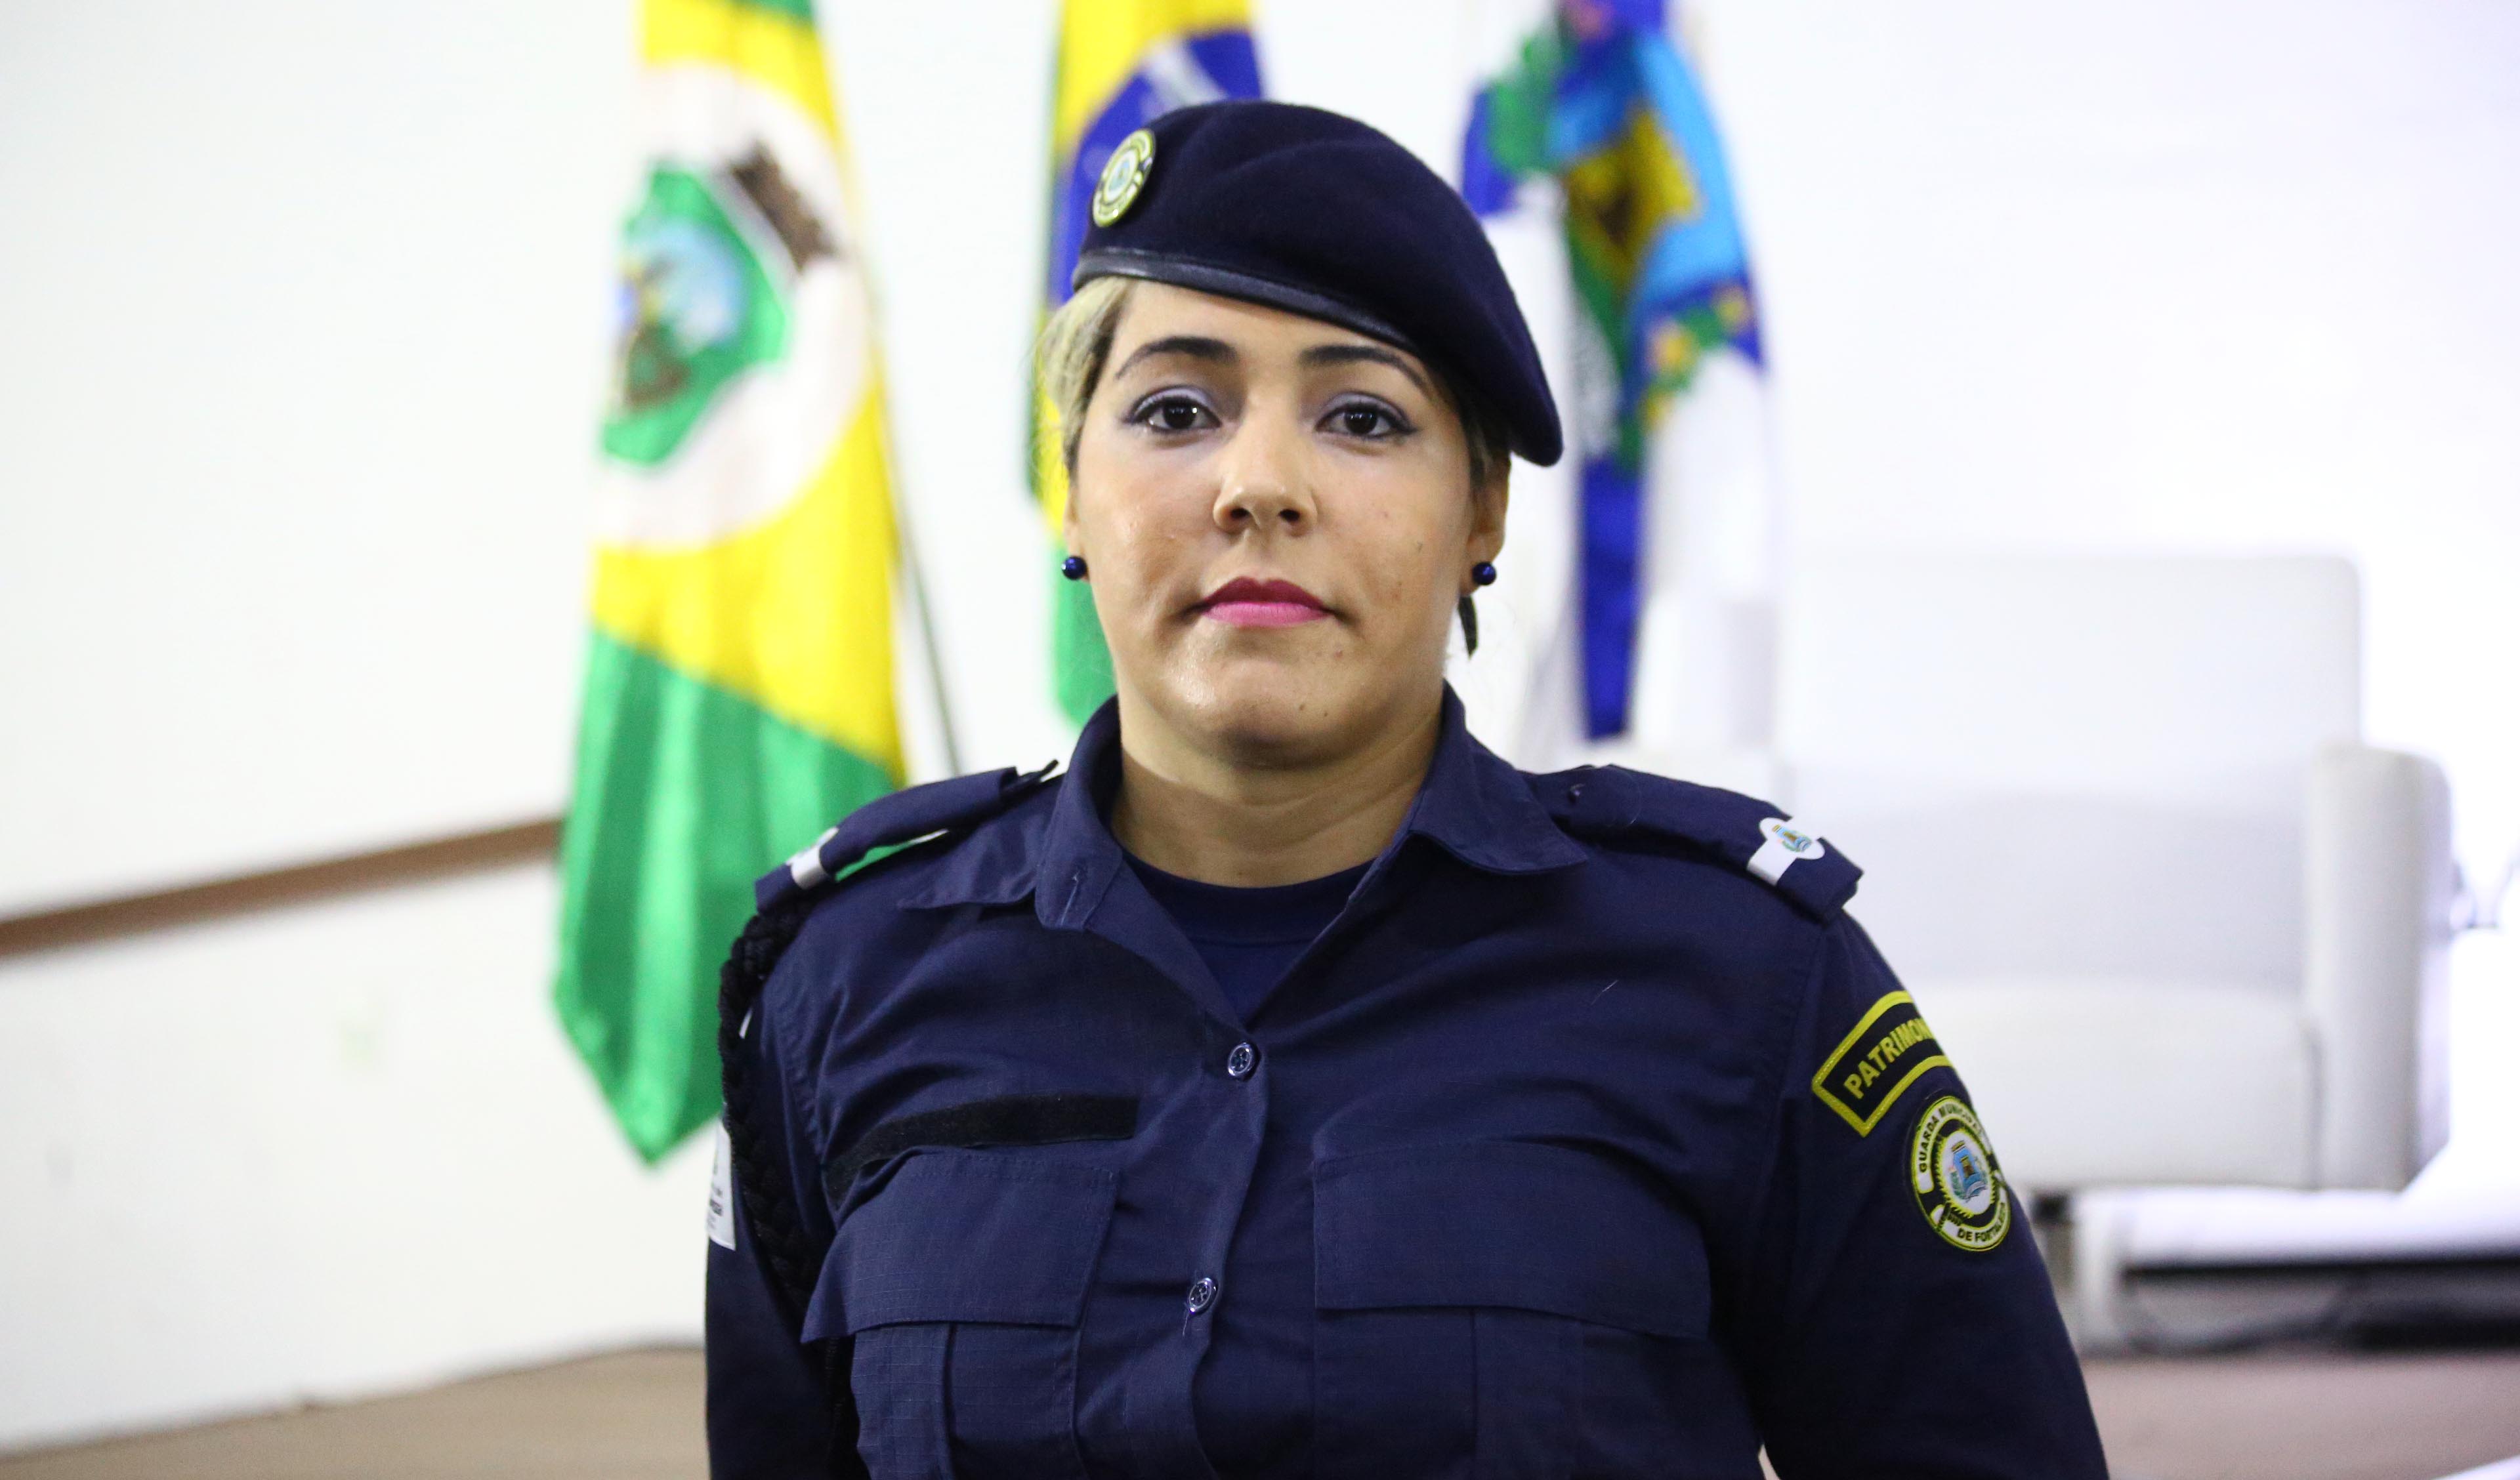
[1464,0,1761,740]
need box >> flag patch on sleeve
[1812,991,1951,1136]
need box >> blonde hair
[1034,276,1513,495]
[1038,276,1138,480]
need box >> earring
[1060,554,1088,581]
[1457,596,1481,656]
[1471,561,1498,586]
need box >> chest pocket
[1314,1141,1758,1480]
[808,1151,1116,1480]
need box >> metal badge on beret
[1910,1095,2011,1252]
[1091,129,1156,227]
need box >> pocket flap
[1314,1141,1710,1340]
[810,1151,1117,1337]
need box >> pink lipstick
[1199,577,1328,628]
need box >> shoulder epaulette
[753,761,1060,914]
[1533,764,1861,922]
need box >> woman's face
[1065,283,1504,766]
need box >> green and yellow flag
[558,0,902,1161]
[1036,0,1263,724]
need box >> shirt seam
[1729,920,1836,1309]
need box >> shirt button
[1186,1276,1219,1314]
[1225,1042,1257,1079]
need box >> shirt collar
[902,684,1585,918]
[1399,684,1591,877]
[1032,699,1128,929]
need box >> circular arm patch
[1910,1096,2011,1252]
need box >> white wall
[0,0,1513,918]
[15,0,2508,903]
[4,0,2518,1452]
[0,0,627,916]
[1685,0,2520,857]
[0,865,713,1450]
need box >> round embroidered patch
[1910,1095,2011,1252]
[1091,129,1157,226]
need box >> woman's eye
[1329,402,1408,439]
[1133,395,1215,433]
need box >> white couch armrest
[2303,743,2454,1189]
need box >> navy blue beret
[1074,100,1563,468]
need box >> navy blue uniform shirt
[1126,853,1367,1473]
[705,689,2107,1479]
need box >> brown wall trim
[0,819,562,962]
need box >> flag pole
[892,493,963,775]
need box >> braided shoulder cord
[717,893,823,1325]
[719,893,873,1479]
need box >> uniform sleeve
[1732,918,2109,1479]
[705,968,862,1480]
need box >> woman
[707,102,2107,1479]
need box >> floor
[4,1345,2517,1480]
[0,1351,705,1480]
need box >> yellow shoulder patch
[1811,991,1950,1136]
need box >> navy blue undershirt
[1125,855,1368,1023]
[1124,852,1368,1478]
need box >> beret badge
[1091,128,1156,227]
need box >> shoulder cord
[717,892,824,1323]
[718,892,874,1477]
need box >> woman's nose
[1211,421,1316,535]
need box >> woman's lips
[1199,577,1328,628]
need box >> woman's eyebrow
[1111,335,1237,379]
[1299,342,1433,399]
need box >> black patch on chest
[825,1092,1139,1196]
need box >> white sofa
[1774,553,2454,1195]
